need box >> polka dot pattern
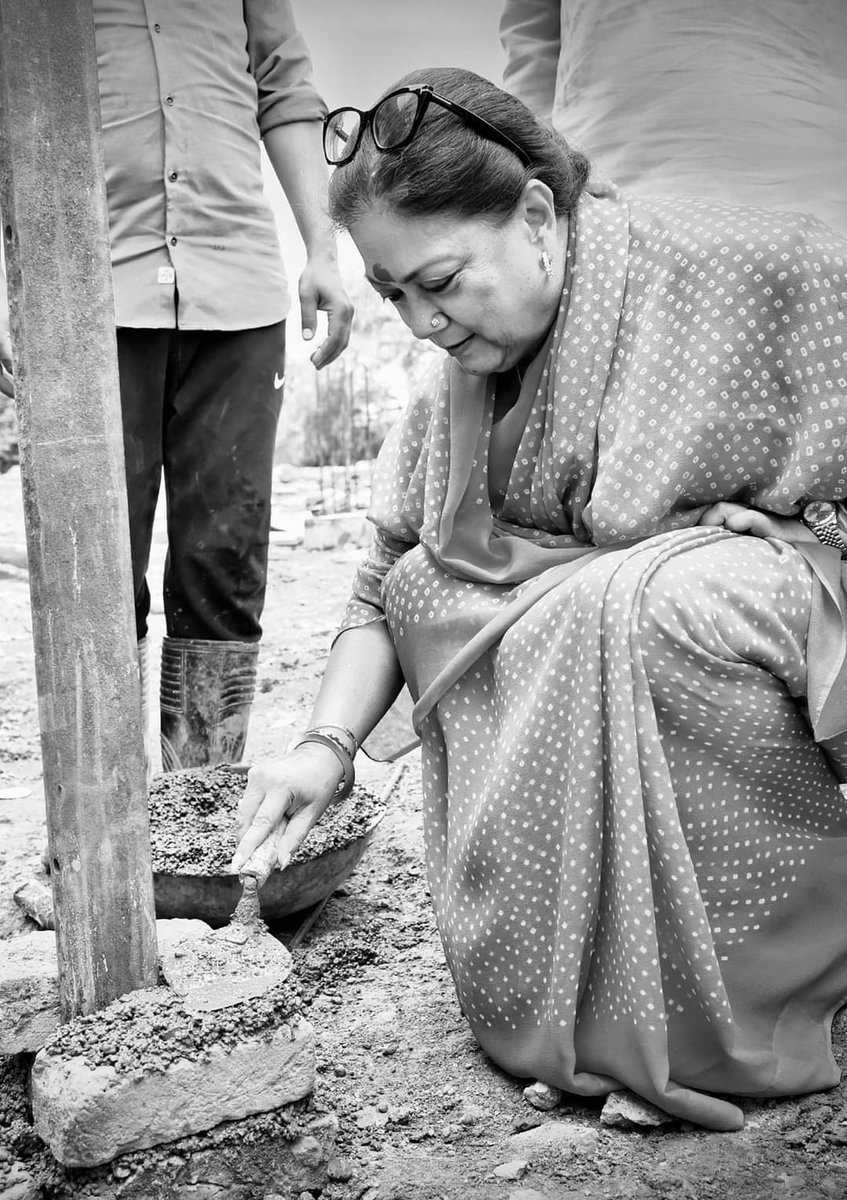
[339,188,847,1130]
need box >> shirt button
[165,95,174,106]
[168,171,178,182]
[169,236,178,246]
[153,22,161,32]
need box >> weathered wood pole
[0,0,158,1016]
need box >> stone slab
[31,1013,315,1167]
[0,920,211,1054]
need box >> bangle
[304,723,359,755]
[302,720,357,748]
[292,730,355,801]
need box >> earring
[541,250,553,278]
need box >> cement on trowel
[160,924,293,1013]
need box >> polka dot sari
[341,186,847,1129]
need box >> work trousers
[117,322,286,642]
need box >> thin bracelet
[292,730,355,801]
[304,723,360,754]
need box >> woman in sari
[233,67,847,1131]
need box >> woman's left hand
[698,501,817,545]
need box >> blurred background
[265,2,506,494]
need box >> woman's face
[350,199,558,376]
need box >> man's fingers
[299,291,317,344]
[310,297,353,369]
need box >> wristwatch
[800,500,847,559]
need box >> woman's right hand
[230,744,344,881]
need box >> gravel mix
[148,766,386,876]
[44,980,302,1074]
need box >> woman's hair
[328,66,591,230]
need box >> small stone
[0,1164,40,1200]
[508,1122,600,1156]
[290,1134,324,1168]
[408,1127,433,1142]
[333,1065,348,1077]
[493,1159,530,1182]
[376,1100,389,1113]
[600,1089,676,1129]
[523,1081,561,1111]
[459,1103,487,1125]
[508,1191,547,1200]
[111,1164,131,1179]
[327,1156,355,1182]
[13,878,55,929]
[355,1106,389,1130]
[784,1128,809,1146]
[388,1105,412,1124]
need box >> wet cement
[148,766,386,876]
[44,980,302,1074]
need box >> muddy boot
[137,636,158,782]
[159,637,259,771]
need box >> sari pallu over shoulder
[354,186,847,739]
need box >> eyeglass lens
[325,109,362,164]
[371,91,420,149]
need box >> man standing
[94,0,351,771]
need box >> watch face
[804,500,837,524]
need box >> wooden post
[0,0,158,1016]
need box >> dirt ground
[3,464,847,1200]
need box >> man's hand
[298,251,353,370]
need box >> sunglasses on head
[323,84,532,168]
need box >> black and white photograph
[1,2,847,1197]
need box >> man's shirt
[95,0,326,329]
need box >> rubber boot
[137,636,157,782]
[159,637,259,771]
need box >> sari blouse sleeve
[336,358,447,635]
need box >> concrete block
[0,920,211,1054]
[32,1012,315,1167]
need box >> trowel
[160,827,293,1014]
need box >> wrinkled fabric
[339,189,847,1127]
[501,0,847,237]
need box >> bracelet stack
[291,724,358,802]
